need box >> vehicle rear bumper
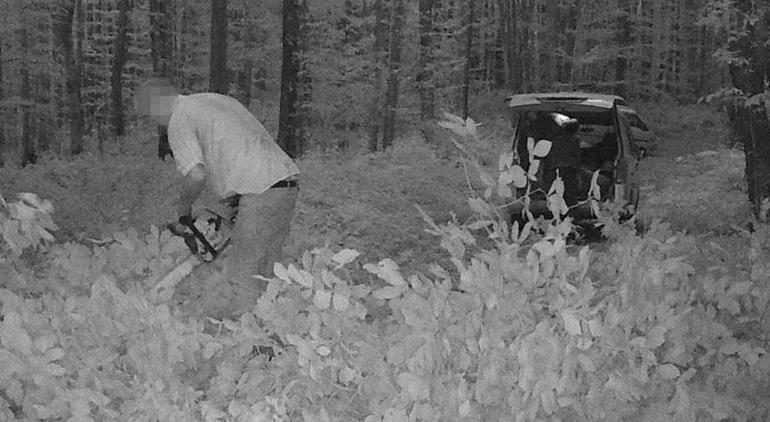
[505,199,636,224]
[505,200,596,221]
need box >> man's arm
[178,163,206,217]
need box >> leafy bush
[1,115,768,421]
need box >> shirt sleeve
[167,111,204,176]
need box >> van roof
[507,92,627,112]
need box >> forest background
[3,1,770,420]
[0,0,754,166]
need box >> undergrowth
[0,112,768,421]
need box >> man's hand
[178,214,195,226]
[178,164,206,217]
[168,215,194,237]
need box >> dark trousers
[225,186,299,285]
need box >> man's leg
[226,186,298,288]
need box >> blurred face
[134,83,177,127]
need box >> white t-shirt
[167,93,300,197]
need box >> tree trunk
[149,0,174,77]
[35,74,52,154]
[461,0,474,119]
[236,59,253,107]
[209,0,229,94]
[497,0,511,89]
[20,27,36,167]
[367,0,387,152]
[509,0,523,91]
[381,0,405,149]
[726,5,770,219]
[110,0,131,136]
[277,0,303,158]
[0,34,5,166]
[71,0,84,156]
[418,0,436,121]
[54,0,85,157]
[149,0,174,159]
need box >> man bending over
[133,78,300,288]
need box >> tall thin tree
[381,0,405,149]
[149,0,173,78]
[368,0,388,152]
[0,33,5,166]
[148,0,174,160]
[209,0,229,94]
[19,23,36,166]
[418,0,436,121]
[461,0,474,119]
[277,0,303,158]
[110,0,131,136]
[53,0,85,157]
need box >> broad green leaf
[396,372,430,401]
[331,249,360,267]
[364,259,406,286]
[400,295,430,327]
[646,324,667,349]
[587,318,605,337]
[408,274,423,289]
[590,170,602,200]
[465,116,478,137]
[339,366,357,385]
[287,264,314,288]
[0,348,25,378]
[511,165,527,188]
[498,169,515,185]
[382,408,408,422]
[604,373,643,401]
[44,363,66,377]
[442,111,466,125]
[459,401,471,417]
[314,290,332,310]
[657,364,680,380]
[479,169,495,187]
[203,342,223,359]
[528,160,540,180]
[548,174,565,197]
[467,220,493,231]
[201,401,227,422]
[34,333,58,354]
[561,311,582,336]
[590,199,601,217]
[496,183,512,198]
[533,140,552,158]
[43,347,65,362]
[468,198,492,216]
[373,285,407,300]
[1,312,32,355]
[332,292,350,312]
[273,262,290,282]
[540,388,556,415]
[498,150,514,171]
